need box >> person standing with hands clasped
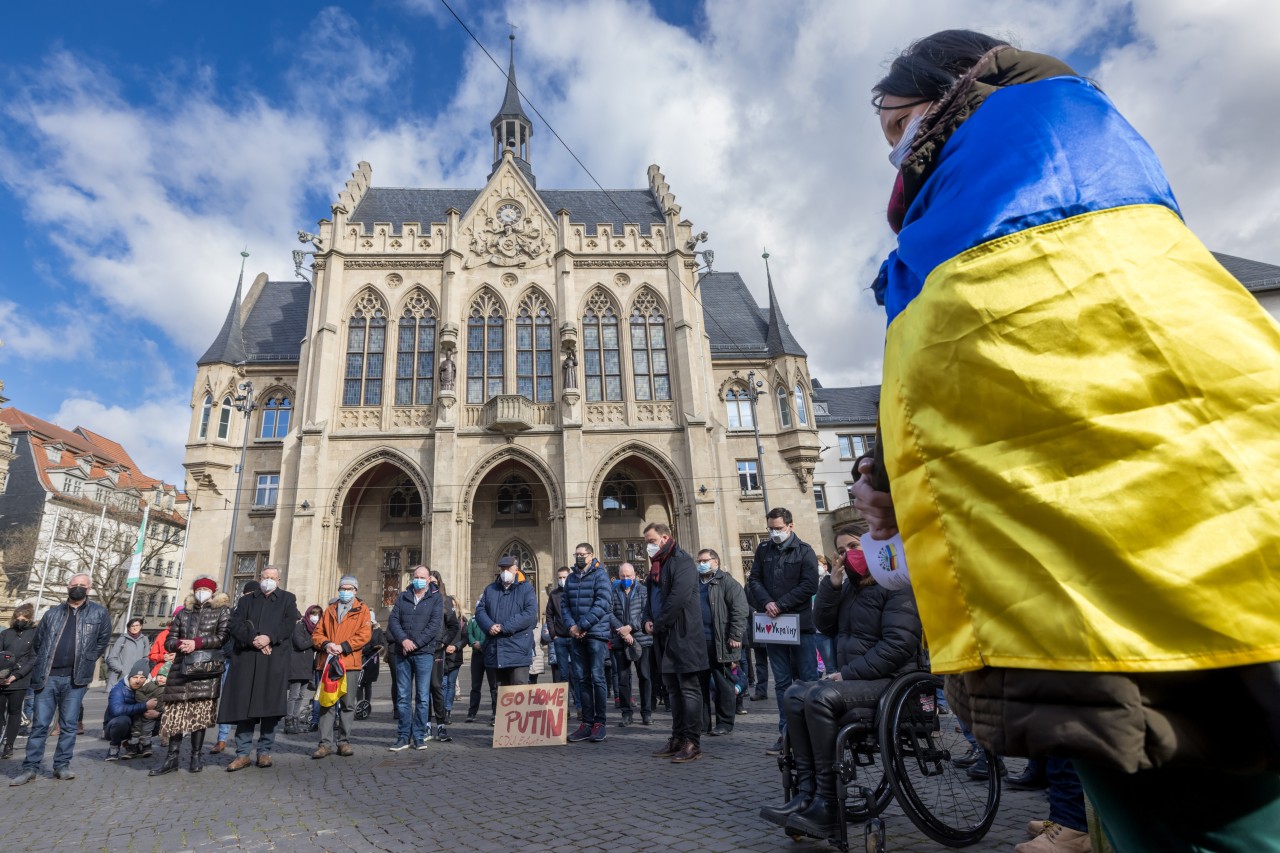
[387,565,442,751]
[475,556,538,700]
[0,603,38,760]
[564,543,613,744]
[747,507,820,754]
[610,562,653,727]
[311,576,371,758]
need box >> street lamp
[221,379,257,593]
[745,369,770,512]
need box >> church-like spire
[762,249,807,358]
[198,250,250,366]
[490,32,535,185]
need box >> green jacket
[702,570,748,665]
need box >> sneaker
[589,723,607,743]
[464,715,476,724]
[765,736,783,755]
[708,726,732,736]
[389,740,411,752]
[435,726,452,743]
[567,723,593,743]
[640,715,652,726]
[620,714,632,728]
[105,746,120,761]
[952,745,981,768]
[414,741,429,750]
[1014,823,1091,853]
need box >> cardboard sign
[492,684,569,748]
[752,612,800,645]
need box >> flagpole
[123,504,150,628]
[87,503,108,576]
[33,506,62,616]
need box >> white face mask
[259,578,278,594]
[769,528,788,544]
[557,578,566,589]
[888,110,927,169]
[195,589,212,604]
[500,570,515,585]
[645,542,660,558]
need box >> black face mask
[574,556,587,568]
[14,620,30,630]
[68,587,88,602]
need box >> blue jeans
[767,632,819,732]
[104,715,134,746]
[553,637,581,708]
[393,653,433,742]
[572,637,609,725]
[814,633,835,676]
[23,675,87,772]
[440,668,457,713]
[1046,758,1087,832]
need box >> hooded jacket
[105,631,151,689]
[0,622,38,692]
[29,598,111,691]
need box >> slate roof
[347,187,665,237]
[1215,252,1280,293]
[812,385,881,426]
[494,45,531,124]
[198,275,247,366]
[698,271,772,358]
[764,271,806,358]
[198,279,310,366]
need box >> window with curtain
[467,291,505,404]
[343,291,387,406]
[395,290,436,406]
[582,289,622,402]
[198,394,212,438]
[259,393,291,438]
[515,292,553,402]
[726,387,754,430]
[217,396,233,439]
[795,382,809,426]
[776,386,792,428]
[629,290,671,401]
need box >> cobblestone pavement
[1,671,1051,853]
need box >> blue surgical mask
[338,590,355,604]
[889,110,927,169]
[412,578,427,590]
[697,562,713,575]
[620,578,634,590]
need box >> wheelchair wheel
[879,673,999,847]
[354,700,372,721]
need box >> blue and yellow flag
[880,76,1280,675]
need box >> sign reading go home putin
[492,684,569,748]
[752,612,800,645]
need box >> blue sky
[3,1,1276,486]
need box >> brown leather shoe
[336,744,354,757]
[311,744,331,759]
[226,756,253,772]
[208,740,226,755]
[671,740,702,763]
[255,755,273,768]
[651,736,682,758]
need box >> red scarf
[649,538,676,584]
[887,172,907,234]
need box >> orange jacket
[148,629,169,664]
[312,598,371,672]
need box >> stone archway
[587,442,685,572]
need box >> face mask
[888,110,927,169]
[845,549,870,578]
[696,562,712,575]
[500,570,515,586]
[259,578,278,594]
[338,590,355,604]
[68,586,88,602]
[620,578,634,590]
[412,578,428,590]
[15,620,30,630]
[195,589,212,604]
[645,542,660,558]
[557,578,566,589]
[769,528,788,544]
[574,555,587,568]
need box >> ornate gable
[461,153,556,269]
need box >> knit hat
[193,576,218,593]
[158,662,172,678]
[339,575,359,589]
[129,659,150,678]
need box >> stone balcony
[480,395,537,435]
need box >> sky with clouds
[2,0,1276,487]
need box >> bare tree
[0,521,41,609]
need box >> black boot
[188,729,205,772]
[149,735,183,776]
[760,741,816,827]
[1005,758,1048,790]
[785,764,840,838]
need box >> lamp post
[745,369,770,513]
[220,379,257,593]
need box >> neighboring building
[182,46,822,618]
[810,381,880,553]
[0,408,188,627]
[1218,252,1280,322]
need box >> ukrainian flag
[880,76,1280,675]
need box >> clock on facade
[496,202,522,226]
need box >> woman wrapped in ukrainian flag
[854,30,1280,851]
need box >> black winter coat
[0,624,38,693]
[217,588,300,722]
[388,586,443,659]
[162,593,232,704]
[436,601,464,673]
[288,620,317,683]
[361,626,386,683]
[28,600,111,690]
[813,576,921,681]
[545,585,571,639]
[703,570,749,665]
[748,533,820,632]
[646,544,709,675]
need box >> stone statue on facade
[562,350,578,390]
[439,352,456,392]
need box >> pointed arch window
[217,396,233,440]
[582,289,622,402]
[726,387,753,430]
[496,476,533,518]
[396,291,436,406]
[198,394,213,439]
[629,291,671,401]
[601,474,639,515]
[499,539,536,576]
[387,478,423,520]
[467,292,505,404]
[343,292,387,406]
[777,386,792,428]
[515,292,553,402]
[795,382,809,426]
[260,393,291,438]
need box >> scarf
[648,538,676,584]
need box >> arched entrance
[334,455,429,617]
[468,460,556,618]
[590,447,681,575]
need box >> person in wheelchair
[760,525,922,838]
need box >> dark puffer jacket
[162,593,232,704]
[562,559,613,640]
[610,580,652,648]
[0,623,38,692]
[813,575,921,681]
[474,577,537,669]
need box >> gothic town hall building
[183,53,822,617]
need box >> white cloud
[0,299,93,361]
[50,397,191,486]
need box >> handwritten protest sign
[492,683,569,748]
[752,612,800,645]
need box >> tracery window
[499,539,536,576]
[600,474,638,514]
[467,291,505,404]
[387,479,423,519]
[515,292,553,403]
[582,289,622,402]
[629,290,670,401]
[260,393,291,438]
[726,387,753,430]
[496,476,533,517]
[343,291,387,407]
[396,290,436,406]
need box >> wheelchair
[775,670,1000,851]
